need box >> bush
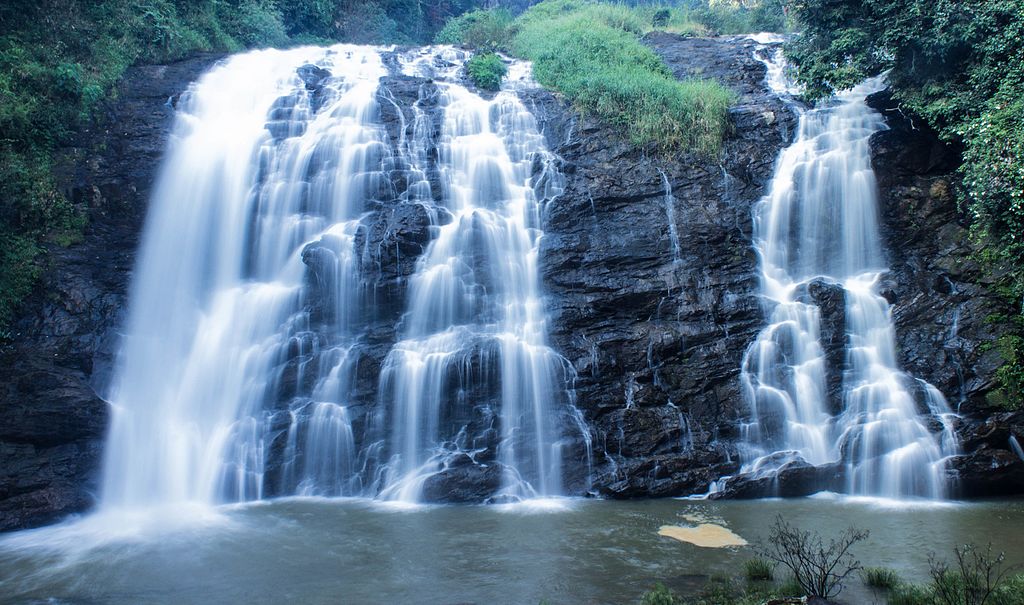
[744,558,775,582]
[222,0,290,48]
[640,582,678,605]
[466,52,507,91]
[889,584,934,605]
[928,544,1017,605]
[0,231,42,330]
[757,515,869,599]
[863,567,902,590]
[435,8,515,51]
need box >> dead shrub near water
[757,515,869,600]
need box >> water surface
[2,497,1022,604]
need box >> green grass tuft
[863,566,901,590]
[887,584,932,605]
[776,576,804,598]
[744,557,775,582]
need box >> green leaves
[466,52,507,91]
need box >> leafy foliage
[436,8,515,51]
[786,0,1024,406]
[466,52,507,91]
[435,1,736,154]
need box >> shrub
[640,582,678,605]
[863,567,902,590]
[466,52,507,91]
[435,8,515,51]
[652,8,671,27]
[928,543,1017,605]
[744,557,775,582]
[222,0,290,48]
[757,515,869,599]
[0,231,42,330]
[278,0,336,38]
[889,584,934,605]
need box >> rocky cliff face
[528,34,797,496]
[1,35,1020,531]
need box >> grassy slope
[439,0,787,155]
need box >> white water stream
[738,45,958,498]
[101,44,575,509]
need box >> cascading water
[375,49,573,503]
[737,46,959,498]
[102,45,389,508]
[101,43,576,509]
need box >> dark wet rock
[297,64,331,90]
[420,455,504,503]
[949,447,1024,498]
[596,443,740,499]
[948,412,1024,497]
[529,34,796,498]
[709,461,846,500]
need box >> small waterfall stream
[101,44,577,509]
[737,45,959,498]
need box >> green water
[1,496,1022,604]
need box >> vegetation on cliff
[435,0,790,155]
[465,52,507,91]
[786,0,1024,408]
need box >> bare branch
[757,515,869,599]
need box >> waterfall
[376,48,572,503]
[738,47,958,498]
[101,44,575,509]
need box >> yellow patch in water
[658,523,748,548]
